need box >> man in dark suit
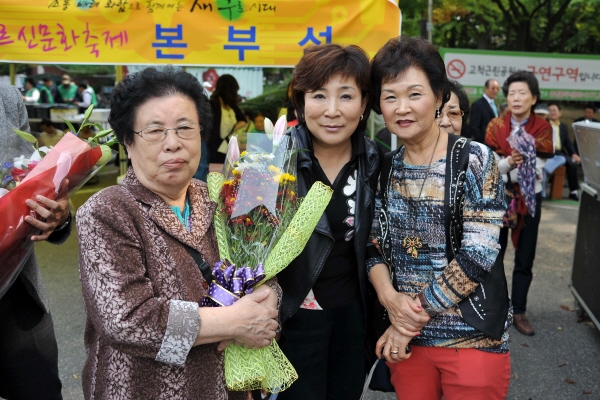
[574,103,599,123]
[468,79,500,143]
[548,102,581,200]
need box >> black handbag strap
[443,135,471,262]
[377,148,400,281]
[183,244,214,285]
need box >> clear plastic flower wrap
[0,105,116,299]
[204,116,333,393]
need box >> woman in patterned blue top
[367,36,511,399]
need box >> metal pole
[9,63,16,86]
[427,0,433,43]
[114,65,129,183]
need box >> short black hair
[502,70,541,103]
[449,80,470,124]
[25,77,36,86]
[370,36,450,114]
[108,66,213,146]
[584,103,596,111]
[548,102,561,110]
[78,82,88,89]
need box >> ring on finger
[391,350,399,355]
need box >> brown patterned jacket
[77,168,274,399]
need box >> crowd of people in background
[20,74,98,109]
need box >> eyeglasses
[133,123,201,143]
[440,110,465,120]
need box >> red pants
[387,346,511,400]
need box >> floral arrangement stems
[207,172,333,392]
[206,173,230,262]
[261,181,332,281]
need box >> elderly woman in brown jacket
[76,67,280,400]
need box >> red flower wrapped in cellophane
[0,114,115,299]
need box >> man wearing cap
[469,79,500,143]
[56,75,77,104]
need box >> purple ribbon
[201,260,266,307]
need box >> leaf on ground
[583,390,592,394]
[521,343,530,347]
[557,326,563,331]
[558,362,567,367]
[514,373,519,380]
[73,374,79,379]
[565,379,576,384]
[561,305,573,311]
[585,322,595,328]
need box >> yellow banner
[0,0,401,66]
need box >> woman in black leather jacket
[276,43,381,400]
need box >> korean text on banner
[0,0,401,66]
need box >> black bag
[444,135,509,341]
[371,148,400,337]
[365,149,399,394]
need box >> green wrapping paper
[206,172,333,392]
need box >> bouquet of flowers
[205,116,333,393]
[0,105,116,299]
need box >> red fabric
[0,134,102,298]
[387,346,511,400]
[485,112,553,158]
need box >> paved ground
[31,170,600,399]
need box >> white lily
[272,115,287,146]
[226,136,240,166]
[264,117,274,136]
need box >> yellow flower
[240,151,248,157]
[273,174,281,182]
[232,169,241,176]
[224,180,234,186]
[279,173,297,183]
[268,165,281,174]
[256,196,263,201]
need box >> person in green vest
[22,77,40,103]
[39,77,55,105]
[57,74,78,104]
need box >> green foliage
[239,85,288,122]
[400,0,600,54]
[0,63,29,75]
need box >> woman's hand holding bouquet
[204,116,333,393]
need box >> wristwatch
[54,210,72,232]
